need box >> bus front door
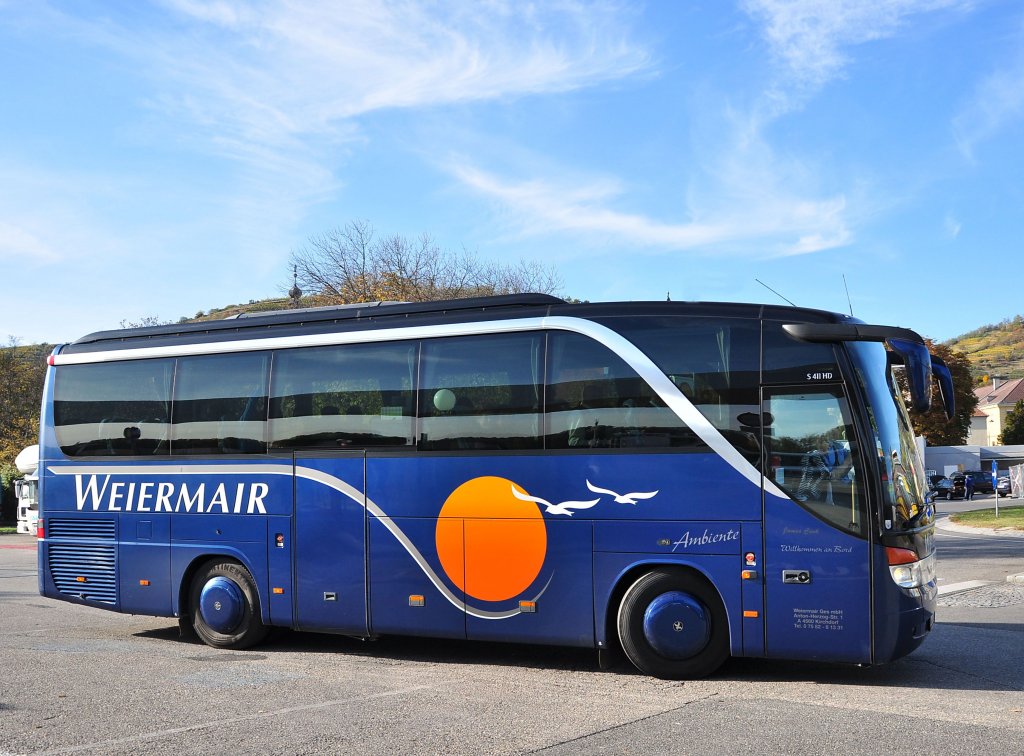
[761,386,872,664]
[293,452,369,636]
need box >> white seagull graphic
[586,480,659,505]
[510,485,600,517]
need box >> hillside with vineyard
[945,315,1024,381]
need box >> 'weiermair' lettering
[74,475,268,514]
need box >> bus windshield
[848,341,931,531]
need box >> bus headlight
[887,548,935,589]
[890,563,920,588]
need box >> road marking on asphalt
[936,529,1000,541]
[937,580,993,596]
[33,684,434,755]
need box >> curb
[935,517,1024,538]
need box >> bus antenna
[754,279,796,307]
[843,274,854,316]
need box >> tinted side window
[599,317,761,461]
[270,342,416,449]
[763,321,839,384]
[419,333,543,451]
[172,353,269,455]
[545,331,698,450]
[54,360,174,456]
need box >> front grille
[46,518,117,605]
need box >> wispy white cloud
[452,163,729,247]
[0,221,59,263]
[449,154,851,258]
[742,0,970,107]
[953,35,1024,160]
[599,0,971,264]
[4,1,652,279]
[0,161,127,269]
[129,1,652,167]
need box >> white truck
[14,444,39,535]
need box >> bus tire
[616,569,728,680]
[189,560,268,650]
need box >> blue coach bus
[37,294,952,679]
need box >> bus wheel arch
[187,558,268,650]
[614,566,729,679]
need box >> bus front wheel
[189,560,268,649]
[616,569,728,679]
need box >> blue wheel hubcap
[643,591,711,659]
[199,576,244,633]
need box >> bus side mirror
[782,323,935,414]
[931,356,955,421]
[887,338,932,413]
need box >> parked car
[928,473,947,489]
[933,476,966,500]
[997,476,1012,497]
[961,471,995,494]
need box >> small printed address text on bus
[793,608,844,632]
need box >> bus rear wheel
[189,560,268,649]
[616,569,728,679]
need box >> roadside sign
[993,459,1000,517]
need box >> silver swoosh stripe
[291,465,538,619]
[50,315,784,499]
[47,463,539,619]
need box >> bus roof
[60,293,855,356]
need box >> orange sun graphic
[435,476,548,602]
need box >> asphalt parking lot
[2,533,1024,756]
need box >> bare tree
[289,221,562,304]
[119,316,171,329]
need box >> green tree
[998,399,1024,445]
[0,340,49,466]
[901,340,978,445]
[289,220,563,305]
[0,340,50,521]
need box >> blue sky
[2,1,1022,346]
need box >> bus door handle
[782,570,812,584]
